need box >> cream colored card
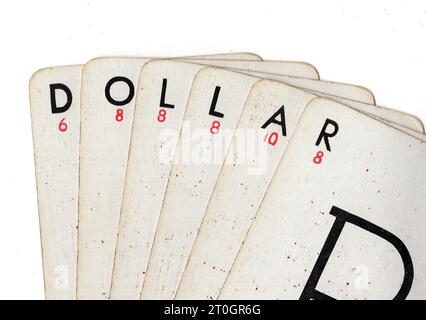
[29,65,82,300]
[220,98,426,300]
[181,59,319,80]
[77,57,324,299]
[140,69,260,299]
[78,57,152,300]
[109,60,210,299]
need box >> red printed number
[210,121,221,134]
[157,109,167,123]
[115,108,124,122]
[58,118,68,132]
[264,132,279,146]
[313,151,324,164]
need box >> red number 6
[58,118,68,132]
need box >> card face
[109,60,209,299]
[176,80,317,299]
[139,69,260,299]
[181,59,320,80]
[29,65,82,300]
[77,58,153,300]
[220,98,426,300]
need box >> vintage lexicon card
[182,59,319,80]
[29,65,82,300]
[77,57,152,299]
[186,60,319,80]
[110,60,210,299]
[220,98,426,300]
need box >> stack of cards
[29,53,426,300]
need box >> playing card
[109,60,211,299]
[181,59,319,80]
[77,57,317,299]
[220,98,426,300]
[29,65,82,300]
[77,57,151,300]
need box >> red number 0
[210,121,221,134]
[116,108,124,122]
[267,132,279,146]
[58,118,68,132]
[313,151,324,164]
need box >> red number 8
[116,108,124,122]
[210,120,221,134]
[313,151,324,164]
[157,109,167,123]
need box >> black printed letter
[50,83,72,114]
[261,105,287,136]
[160,79,175,109]
[315,119,339,152]
[300,206,413,300]
[105,76,135,106]
[208,86,224,118]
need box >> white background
[0,0,425,299]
